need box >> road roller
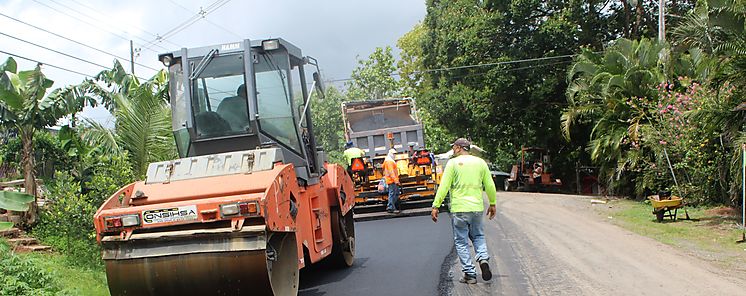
[93,38,356,296]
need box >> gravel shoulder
[445,192,746,296]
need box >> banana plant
[0,57,98,225]
[0,191,34,230]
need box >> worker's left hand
[431,208,439,223]
[487,205,496,220]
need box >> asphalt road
[298,193,746,296]
[299,214,453,296]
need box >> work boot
[479,259,492,281]
[458,274,477,284]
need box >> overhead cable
[0,31,110,70]
[0,49,92,77]
[30,0,169,53]
[0,12,161,72]
[166,0,242,39]
[142,0,232,50]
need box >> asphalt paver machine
[93,38,356,296]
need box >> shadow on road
[299,257,371,295]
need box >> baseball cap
[451,138,471,149]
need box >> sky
[0,0,426,125]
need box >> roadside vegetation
[0,0,745,293]
[599,199,746,272]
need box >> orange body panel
[93,162,355,269]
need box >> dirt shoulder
[447,192,746,296]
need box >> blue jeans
[451,211,489,277]
[387,183,400,211]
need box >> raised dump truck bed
[342,98,438,213]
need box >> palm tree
[562,39,667,185]
[80,61,176,177]
[0,57,95,225]
[674,0,746,203]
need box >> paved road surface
[300,192,746,296]
[299,214,453,296]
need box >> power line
[0,49,93,77]
[142,0,232,50]
[167,0,242,39]
[30,0,169,53]
[64,0,183,49]
[324,54,581,86]
[0,31,151,81]
[0,12,161,72]
[0,31,110,70]
[412,53,579,74]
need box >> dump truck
[93,38,356,296]
[342,99,438,212]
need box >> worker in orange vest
[383,148,401,213]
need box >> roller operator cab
[93,39,356,296]
[161,38,325,181]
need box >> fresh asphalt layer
[299,214,454,296]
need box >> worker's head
[451,138,471,155]
[237,84,246,97]
[345,141,354,149]
[387,148,397,159]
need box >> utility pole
[658,0,666,42]
[130,40,135,74]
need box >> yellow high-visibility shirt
[432,154,497,212]
[343,147,366,166]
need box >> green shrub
[34,153,135,268]
[34,172,101,268]
[0,242,64,296]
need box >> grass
[0,238,109,296]
[21,252,109,296]
[600,199,746,270]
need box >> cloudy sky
[0,0,426,123]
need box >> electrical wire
[0,31,110,70]
[0,12,161,72]
[166,0,242,39]
[142,0,232,50]
[0,49,93,77]
[64,0,183,49]
[30,0,169,53]
[325,52,583,84]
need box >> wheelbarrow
[648,194,689,222]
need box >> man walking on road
[431,138,497,284]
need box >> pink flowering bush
[623,77,733,204]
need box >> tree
[562,38,714,196]
[345,46,400,101]
[416,0,622,172]
[80,61,176,177]
[310,85,346,163]
[0,57,95,225]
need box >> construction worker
[383,148,401,213]
[431,138,497,284]
[343,141,366,168]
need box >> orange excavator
[93,38,356,296]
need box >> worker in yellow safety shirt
[383,148,401,213]
[431,138,496,284]
[343,141,366,168]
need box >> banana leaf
[0,191,34,212]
